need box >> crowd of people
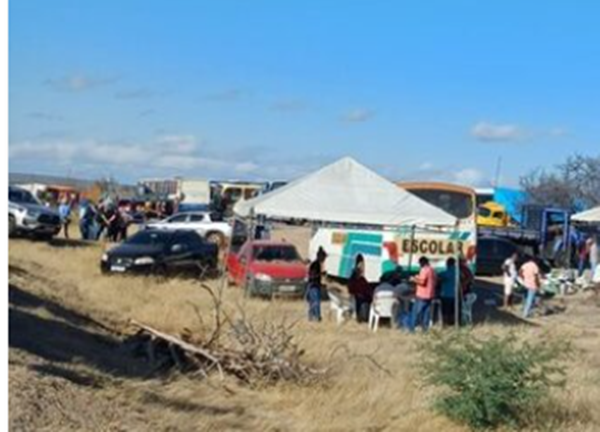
[305,250,476,331]
[50,195,179,242]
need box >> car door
[164,231,196,274]
[188,213,209,237]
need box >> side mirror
[171,244,184,253]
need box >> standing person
[578,237,591,276]
[409,257,437,332]
[106,206,121,242]
[459,257,474,295]
[117,207,131,242]
[306,247,327,322]
[58,197,72,239]
[348,254,373,323]
[502,252,519,309]
[520,257,542,318]
[590,237,599,276]
[438,258,458,325]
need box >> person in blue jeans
[409,257,437,332]
[306,247,327,322]
[520,257,542,318]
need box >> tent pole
[407,225,416,275]
[454,253,460,329]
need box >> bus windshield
[408,189,474,219]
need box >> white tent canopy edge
[233,157,457,228]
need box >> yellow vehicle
[477,201,509,227]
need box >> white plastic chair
[368,292,398,332]
[328,290,354,325]
[461,293,477,325]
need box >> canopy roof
[572,206,600,223]
[234,157,456,227]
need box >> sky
[9,1,600,187]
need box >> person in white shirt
[502,252,519,308]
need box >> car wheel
[206,231,225,248]
[8,215,16,237]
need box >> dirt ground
[8,227,600,431]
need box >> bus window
[244,188,259,200]
[407,190,473,219]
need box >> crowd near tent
[234,157,456,227]
[572,206,600,224]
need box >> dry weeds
[8,230,600,431]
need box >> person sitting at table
[409,256,437,332]
[348,254,373,323]
[375,265,413,329]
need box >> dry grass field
[8,227,600,431]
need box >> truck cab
[477,201,509,227]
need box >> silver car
[9,186,62,239]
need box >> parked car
[226,240,308,297]
[8,186,61,239]
[145,211,232,247]
[476,236,550,276]
[101,229,218,277]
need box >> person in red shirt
[409,256,437,332]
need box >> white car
[146,211,232,247]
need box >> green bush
[419,331,569,430]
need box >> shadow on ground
[47,238,95,249]
[473,278,537,327]
[9,283,151,382]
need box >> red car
[226,240,308,297]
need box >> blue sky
[9,1,600,186]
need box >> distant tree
[520,154,600,211]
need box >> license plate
[111,266,127,273]
[279,285,297,293]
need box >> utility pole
[493,156,503,188]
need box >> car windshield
[9,188,39,205]
[253,245,301,262]
[127,230,171,246]
[408,189,474,219]
[478,207,492,217]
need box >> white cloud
[8,134,268,180]
[470,121,524,142]
[453,168,485,186]
[341,108,375,123]
[44,74,119,93]
[470,121,569,143]
[400,162,491,187]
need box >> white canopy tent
[234,157,456,227]
[571,206,600,223]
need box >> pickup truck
[9,186,62,239]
